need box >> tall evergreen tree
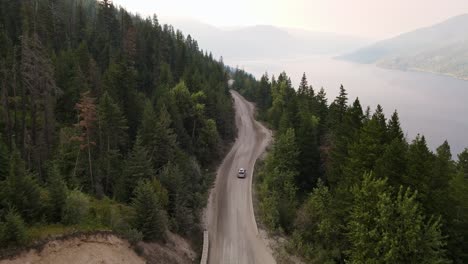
[131,180,168,241]
[342,106,389,185]
[296,113,321,192]
[388,110,404,141]
[298,73,309,95]
[448,151,468,263]
[116,139,154,202]
[139,101,178,170]
[374,138,408,187]
[0,209,27,247]
[46,164,67,223]
[293,180,341,262]
[404,135,434,206]
[98,92,128,195]
[259,128,299,231]
[0,135,8,180]
[347,174,449,264]
[326,85,350,187]
[0,150,42,223]
[327,85,348,130]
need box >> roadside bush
[62,190,90,225]
[120,228,143,245]
[0,209,28,247]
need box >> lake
[228,56,468,156]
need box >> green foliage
[237,70,465,262]
[404,135,435,205]
[0,0,234,249]
[0,150,43,223]
[293,180,341,262]
[158,157,206,235]
[374,138,408,186]
[102,60,139,137]
[448,167,468,262]
[259,129,299,232]
[0,136,8,181]
[46,164,68,223]
[98,91,128,148]
[62,190,90,225]
[131,180,167,241]
[342,108,388,186]
[347,174,449,264]
[196,119,221,164]
[296,113,320,191]
[120,228,143,246]
[387,111,404,141]
[0,209,28,247]
[116,140,154,202]
[139,101,178,170]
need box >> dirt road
[206,91,275,264]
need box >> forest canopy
[0,0,234,247]
[232,69,468,264]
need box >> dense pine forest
[232,70,468,263]
[0,0,234,249]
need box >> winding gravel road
[206,91,276,264]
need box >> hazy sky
[112,0,468,38]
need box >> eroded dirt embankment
[0,232,195,264]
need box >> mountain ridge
[339,14,468,80]
[162,18,371,61]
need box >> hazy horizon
[112,0,468,39]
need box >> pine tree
[102,61,139,137]
[457,148,468,177]
[314,87,328,135]
[326,86,350,187]
[21,33,58,178]
[341,112,386,187]
[0,208,27,247]
[347,174,449,263]
[47,164,67,223]
[98,92,128,194]
[98,91,128,150]
[196,119,220,165]
[430,141,455,220]
[0,136,8,180]
[346,98,364,132]
[375,111,406,186]
[328,85,348,129]
[1,150,42,222]
[374,138,408,187]
[448,155,468,262]
[298,73,308,95]
[131,180,167,241]
[388,110,404,141]
[404,135,434,205]
[260,128,299,231]
[296,113,320,191]
[257,73,272,115]
[139,101,178,170]
[294,180,341,261]
[116,140,154,202]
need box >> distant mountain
[162,18,370,61]
[339,14,468,80]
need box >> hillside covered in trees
[0,0,234,250]
[232,70,468,263]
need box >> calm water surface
[229,56,468,155]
